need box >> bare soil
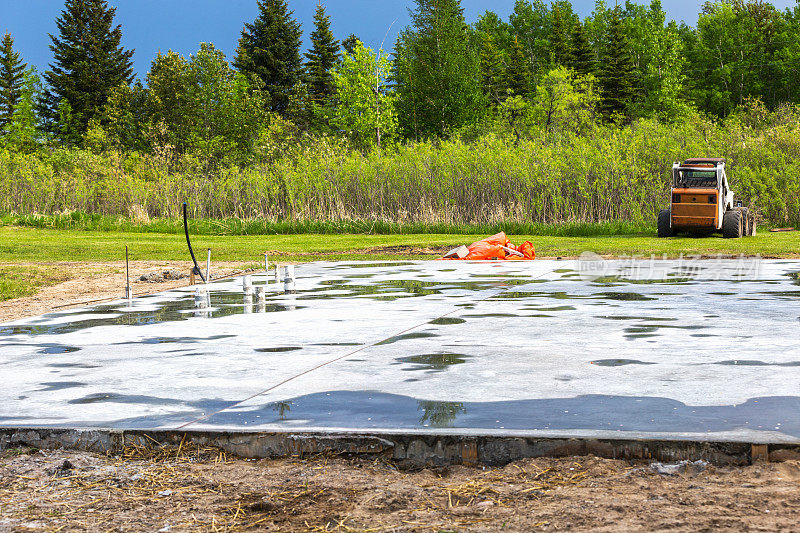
[0,261,255,323]
[1,447,800,532]
[2,265,800,531]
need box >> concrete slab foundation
[2,259,799,464]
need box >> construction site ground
[1,261,800,531]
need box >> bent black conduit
[183,202,206,283]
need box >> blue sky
[1,0,797,80]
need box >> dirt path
[1,447,800,532]
[0,261,255,323]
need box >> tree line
[1,0,799,162]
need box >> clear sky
[1,0,797,80]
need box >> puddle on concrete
[428,318,467,325]
[462,313,519,318]
[47,363,100,369]
[255,347,303,353]
[394,353,471,373]
[313,342,362,347]
[592,359,657,367]
[37,345,81,355]
[714,360,800,367]
[37,382,86,392]
[377,332,439,345]
[197,391,800,437]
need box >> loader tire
[722,209,742,239]
[658,209,673,238]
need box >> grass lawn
[0,225,798,263]
[0,225,798,301]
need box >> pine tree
[568,20,596,78]
[394,0,484,138]
[599,7,636,119]
[480,34,506,105]
[507,36,531,96]
[44,0,134,138]
[234,0,302,115]
[0,33,27,131]
[550,3,572,67]
[304,3,340,102]
[341,34,362,56]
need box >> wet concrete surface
[1,259,799,443]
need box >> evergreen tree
[0,33,27,131]
[234,0,302,115]
[599,7,636,119]
[507,36,531,96]
[341,34,362,56]
[480,34,506,105]
[568,20,596,78]
[550,2,572,67]
[304,3,340,102]
[394,0,484,138]
[44,0,134,138]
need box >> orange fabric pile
[441,232,536,261]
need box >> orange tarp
[442,232,536,261]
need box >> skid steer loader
[658,158,755,239]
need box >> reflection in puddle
[418,400,465,427]
[395,353,470,372]
[37,345,81,354]
[377,332,439,345]
[37,381,86,391]
[428,317,467,325]
[592,359,656,367]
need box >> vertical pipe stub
[274,265,282,284]
[243,275,253,294]
[283,265,295,292]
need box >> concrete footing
[3,428,799,467]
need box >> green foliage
[3,69,43,152]
[507,37,531,96]
[2,106,800,228]
[568,20,596,78]
[320,42,398,151]
[0,33,26,131]
[304,3,340,102]
[44,0,134,139]
[480,34,507,105]
[100,45,269,164]
[532,67,599,134]
[234,0,302,116]
[550,1,575,67]
[599,7,636,119]
[509,0,552,82]
[341,34,362,56]
[394,0,484,138]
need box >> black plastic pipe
[183,202,206,282]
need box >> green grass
[0,264,72,302]
[1,225,798,264]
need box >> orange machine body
[671,187,719,229]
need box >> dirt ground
[0,261,256,323]
[1,446,800,532]
[2,265,800,531]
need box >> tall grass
[0,212,651,236]
[1,115,798,228]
